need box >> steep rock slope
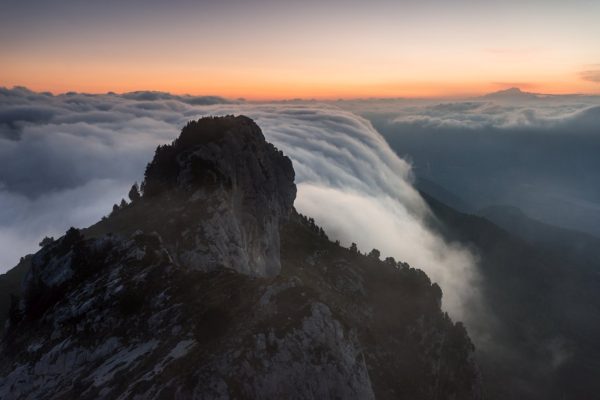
[0,116,480,399]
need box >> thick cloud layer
[0,87,478,321]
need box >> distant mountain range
[480,87,598,102]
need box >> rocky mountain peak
[115,115,295,277]
[142,115,295,202]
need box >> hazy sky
[2,0,600,98]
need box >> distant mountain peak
[497,87,523,94]
[482,87,540,100]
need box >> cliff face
[0,116,480,400]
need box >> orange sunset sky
[2,0,600,99]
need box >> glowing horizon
[2,0,600,100]
[3,81,598,101]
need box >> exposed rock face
[141,116,296,277]
[0,116,480,399]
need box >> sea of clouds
[0,86,480,321]
[3,86,600,322]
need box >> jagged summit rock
[0,116,481,400]
[119,116,295,277]
[142,116,295,201]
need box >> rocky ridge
[0,116,480,399]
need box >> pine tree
[128,182,141,202]
[368,248,381,259]
[39,236,55,247]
